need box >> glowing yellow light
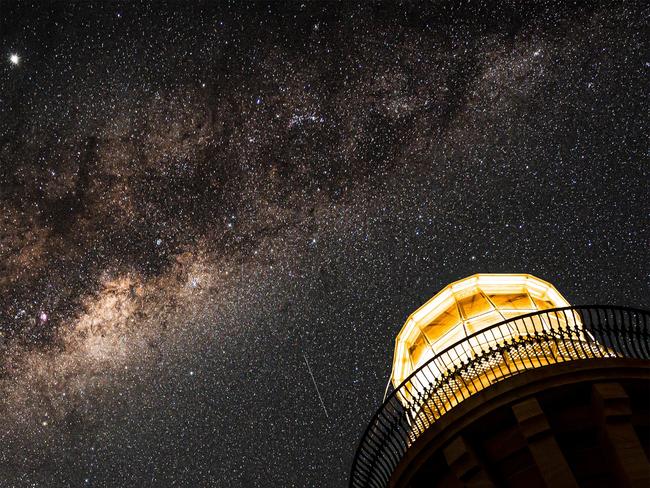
[391,274,572,389]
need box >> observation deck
[350,302,650,488]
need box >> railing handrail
[349,305,650,488]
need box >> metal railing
[349,306,650,488]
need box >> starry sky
[0,1,648,487]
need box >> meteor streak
[303,352,329,420]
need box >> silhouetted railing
[349,306,650,488]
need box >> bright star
[9,53,20,65]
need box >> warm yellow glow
[391,274,571,389]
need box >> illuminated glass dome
[391,274,571,388]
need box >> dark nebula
[0,2,647,486]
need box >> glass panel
[533,297,556,310]
[519,314,547,334]
[489,293,534,310]
[464,310,504,334]
[431,324,466,355]
[421,303,461,342]
[501,310,528,320]
[413,348,435,370]
[457,292,493,319]
[408,338,430,366]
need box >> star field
[0,2,648,487]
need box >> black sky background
[0,1,648,487]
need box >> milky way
[0,2,648,487]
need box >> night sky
[0,1,648,487]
